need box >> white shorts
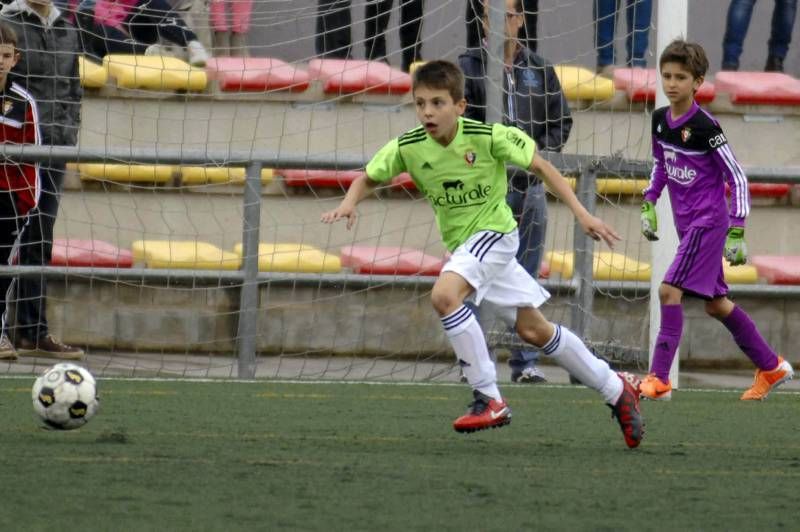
[442,229,550,312]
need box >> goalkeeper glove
[640,201,659,241]
[724,227,747,265]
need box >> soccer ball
[31,363,99,430]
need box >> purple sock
[650,304,683,382]
[721,306,779,371]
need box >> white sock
[542,325,623,404]
[442,304,501,400]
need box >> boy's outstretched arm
[529,153,621,248]
[320,174,379,230]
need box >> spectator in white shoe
[75,0,209,66]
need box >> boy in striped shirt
[640,39,793,401]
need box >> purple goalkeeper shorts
[663,224,728,299]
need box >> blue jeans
[722,0,798,68]
[505,178,547,372]
[594,0,652,68]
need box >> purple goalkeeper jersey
[644,101,749,231]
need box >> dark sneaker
[511,366,547,384]
[765,55,784,72]
[0,335,17,361]
[17,335,84,360]
[453,390,511,433]
[609,372,644,448]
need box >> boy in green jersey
[321,60,643,448]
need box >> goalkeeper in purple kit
[639,39,793,401]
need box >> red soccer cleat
[609,372,645,448]
[453,390,511,433]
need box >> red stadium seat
[340,246,445,275]
[714,71,800,105]
[390,172,416,191]
[751,255,800,285]
[51,239,133,268]
[280,169,365,189]
[613,67,715,103]
[307,59,411,95]
[724,183,791,198]
[206,57,310,92]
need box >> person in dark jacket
[459,0,572,383]
[1,0,84,359]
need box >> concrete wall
[45,277,800,369]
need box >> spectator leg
[15,164,65,343]
[625,0,651,67]
[316,0,352,59]
[399,0,423,71]
[129,0,200,47]
[722,0,757,70]
[465,0,484,49]
[365,0,393,63]
[767,0,798,61]
[595,0,619,69]
[0,191,21,338]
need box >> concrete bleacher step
[51,238,133,268]
[103,55,208,92]
[131,240,240,269]
[206,57,310,93]
[340,246,444,275]
[233,243,341,273]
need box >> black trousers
[316,0,424,71]
[0,190,23,336]
[365,0,424,72]
[15,163,64,342]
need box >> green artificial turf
[1,378,797,531]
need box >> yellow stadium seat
[132,240,240,269]
[78,163,174,183]
[233,243,341,273]
[180,167,275,185]
[596,178,649,196]
[545,250,651,281]
[408,61,427,75]
[79,56,108,88]
[103,55,207,91]
[553,65,615,101]
[723,260,758,284]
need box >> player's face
[0,44,18,80]
[660,62,702,107]
[413,86,466,145]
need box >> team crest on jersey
[657,123,662,133]
[681,127,692,142]
[464,151,476,167]
[2,100,12,115]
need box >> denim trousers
[722,0,798,67]
[595,0,652,68]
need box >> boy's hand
[724,227,747,265]
[580,214,621,248]
[640,201,659,241]
[320,203,357,230]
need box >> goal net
[0,0,655,381]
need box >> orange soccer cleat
[453,390,511,433]
[741,356,794,401]
[639,373,673,401]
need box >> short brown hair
[659,39,708,79]
[0,22,17,49]
[412,60,464,102]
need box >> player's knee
[516,320,549,348]
[658,284,681,305]
[430,287,460,316]
[705,298,732,319]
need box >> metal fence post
[570,164,597,339]
[236,161,263,378]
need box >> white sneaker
[512,366,547,384]
[187,40,210,67]
[0,335,17,361]
[144,43,168,56]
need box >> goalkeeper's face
[413,86,466,146]
[660,61,703,108]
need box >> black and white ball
[32,363,99,430]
